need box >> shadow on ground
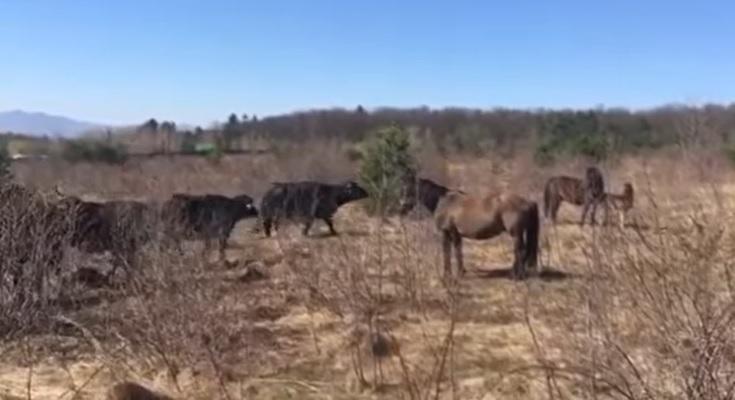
[474,266,575,282]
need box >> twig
[52,314,103,354]
[202,334,233,400]
[246,378,330,392]
[56,362,108,400]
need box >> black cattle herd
[1,166,630,285]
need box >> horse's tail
[525,202,540,270]
[543,179,553,218]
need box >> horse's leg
[513,230,526,280]
[452,232,465,276]
[109,250,130,282]
[203,237,213,259]
[590,200,599,226]
[619,210,626,229]
[580,200,590,226]
[442,231,452,277]
[551,198,561,223]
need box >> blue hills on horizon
[0,110,105,137]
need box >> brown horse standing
[543,167,605,226]
[400,178,539,280]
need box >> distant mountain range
[0,110,105,137]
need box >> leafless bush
[529,174,735,400]
[0,182,75,338]
[275,202,462,398]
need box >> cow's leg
[302,218,314,236]
[323,217,338,236]
[218,225,234,262]
[218,236,227,262]
[165,232,185,256]
[262,217,273,237]
[175,239,185,256]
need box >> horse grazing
[401,178,539,280]
[602,183,634,228]
[543,166,605,226]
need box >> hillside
[0,110,102,137]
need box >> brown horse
[401,178,539,280]
[543,167,605,226]
[602,183,634,228]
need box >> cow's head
[340,181,368,203]
[233,194,259,217]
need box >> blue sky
[1,0,734,126]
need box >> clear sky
[1,0,734,126]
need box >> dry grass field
[2,148,735,399]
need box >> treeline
[6,104,735,166]
[206,104,735,162]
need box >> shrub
[62,140,129,164]
[534,132,610,164]
[724,144,735,166]
[358,125,417,215]
[571,134,609,160]
[451,123,491,155]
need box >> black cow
[4,183,157,286]
[399,177,452,215]
[161,193,258,260]
[55,196,156,277]
[259,180,368,237]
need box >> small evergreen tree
[359,125,417,215]
[223,113,241,151]
[0,137,10,181]
[61,140,128,164]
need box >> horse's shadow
[474,266,574,282]
[547,219,651,231]
[308,230,370,239]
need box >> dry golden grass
[2,147,735,399]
